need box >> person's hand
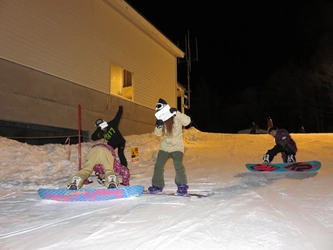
[170,108,177,114]
[119,105,123,109]
[156,119,163,128]
[97,129,105,138]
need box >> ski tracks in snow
[253,186,333,249]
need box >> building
[0,0,184,144]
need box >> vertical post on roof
[178,30,198,111]
[78,105,82,170]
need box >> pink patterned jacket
[92,143,130,186]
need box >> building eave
[103,0,185,58]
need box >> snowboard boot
[148,184,163,194]
[68,176,82,190]
[287,155,296,163]
[262,154,270,164]
[176,184,189,196]
[107,175,118,189]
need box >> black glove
[156,119,163,128]
[97,129,105,138]
[97,177,105,185]
[170,108,177,114]
[119,105,123,110]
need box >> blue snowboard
[246,161,321,172]
[38,185,144,202]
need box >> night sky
[126,0,333,132]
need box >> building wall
[0,0,184,137]
[0,58,155,136]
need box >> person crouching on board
[67,143,130,190]
[148,98,191,196]
[262,127,298,164]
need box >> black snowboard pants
[115,144,128,168]
[266,144,296,163]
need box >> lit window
[110,64,133,100]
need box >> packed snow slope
[0,127,332,250]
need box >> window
[123,70,132,87]
[110,64,133,100]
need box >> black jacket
[91,106,125,148]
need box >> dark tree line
[187,31,333,133]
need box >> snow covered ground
[0,127,332,250]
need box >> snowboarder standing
[267,116,273,133]
[250,122,259,134]
[148,98,191,196]
[263,127,297,163]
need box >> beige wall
[0,58,155,137]
[0,0,186,137]
[0,0,184,111]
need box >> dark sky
[125,1,329,93]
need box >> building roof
[104,0,185,58]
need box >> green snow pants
[151,150,187,188]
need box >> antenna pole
[177,30,198,111]
[186,30,191,109]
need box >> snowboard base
[246,161,321,172]
[143,190,213,198]
[38,185,144,202]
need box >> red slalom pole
[78,105,82,170]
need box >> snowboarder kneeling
[67,143,130,190]
[263,127,297,164]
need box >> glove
[169,108,177,114]
[119,105,123,110]
[97,129,105,138]
[97,177,105,185]
[156,119,163,128]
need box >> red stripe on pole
[78,105,82,170]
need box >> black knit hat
[95,119,108,129]
[268,126,278,133]
[155,98,168,111]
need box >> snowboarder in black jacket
[91,106,128,168]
